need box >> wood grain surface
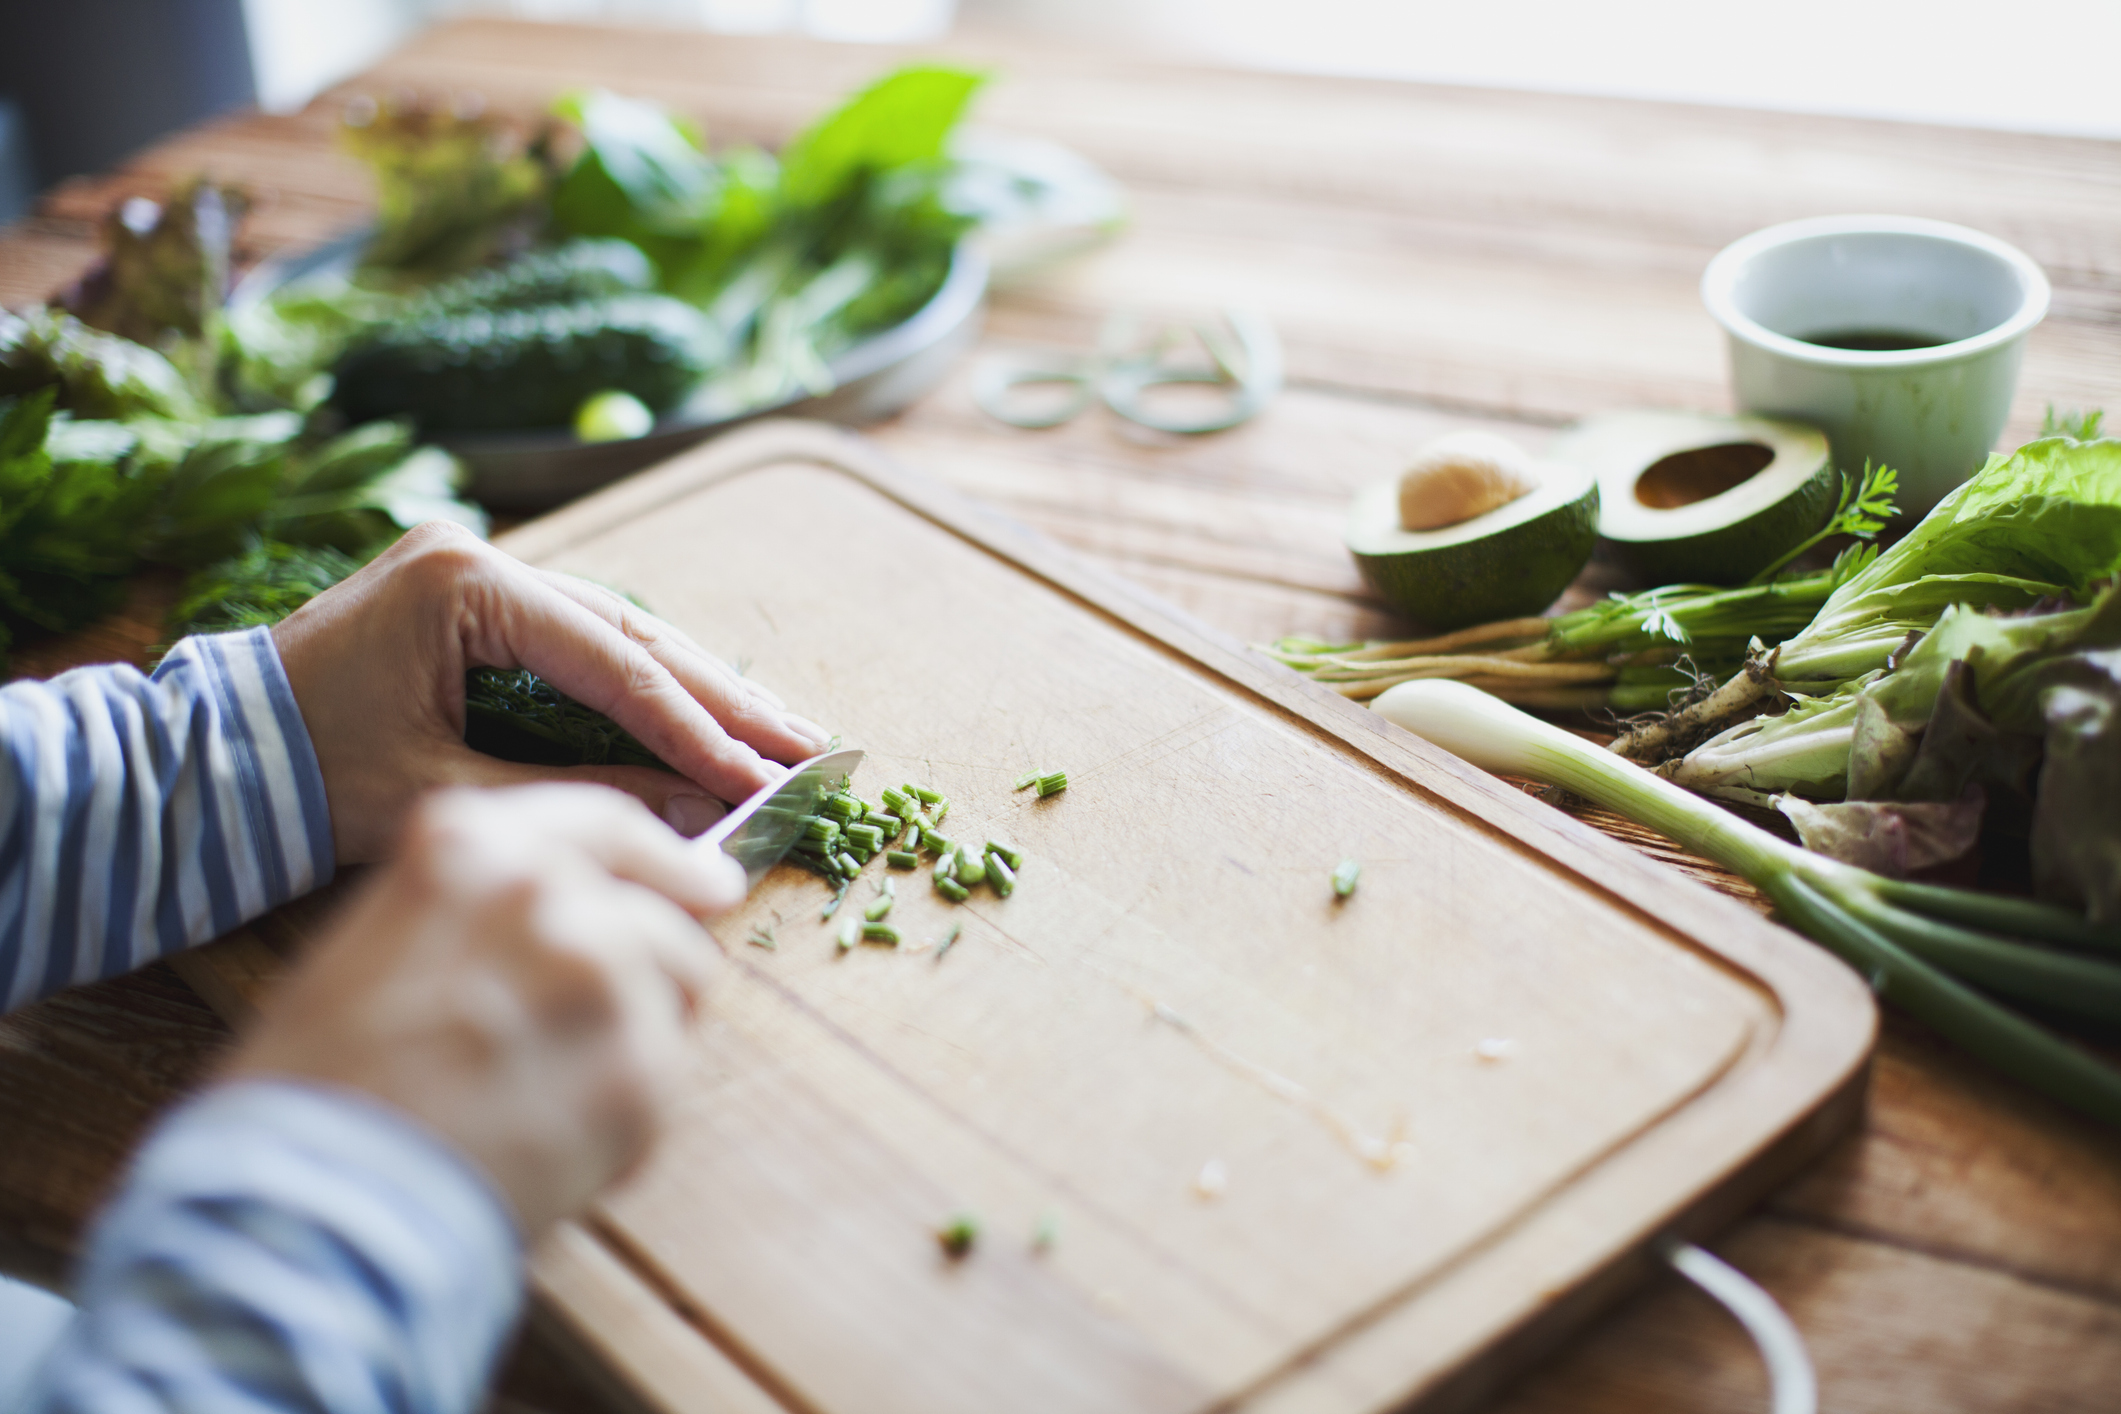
[1,16,2118,1413]
[467,421,1866,1413]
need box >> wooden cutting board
[183,419,1873,1414]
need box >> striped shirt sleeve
[24,1078,524,1414]
[0,627,334,1011]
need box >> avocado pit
[1398,431,1541,530]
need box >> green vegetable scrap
[936,1213,979,1259]
[1331,859,1361,899]
[1035,771,1068,798]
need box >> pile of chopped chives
[784,775,1042,935]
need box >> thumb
[439,748,735,838]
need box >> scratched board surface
[490,426,1864,1414]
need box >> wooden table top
[1,17,2118,1412]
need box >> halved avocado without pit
[1548,411,1834,585]
[1345,448,1599,630]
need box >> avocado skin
[333,294,715,433]
[1351,484,1600,630]
[1603,457,1836,585]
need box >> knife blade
[698,747,865,891]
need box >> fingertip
[780,713,832,753]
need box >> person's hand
[226,784,740,1236]
[271,520,830,863]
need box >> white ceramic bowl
[1701,215,2049,518]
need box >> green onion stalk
[1375,678,2121,1127]
[1264,464,1901,714]
[1262,557,1862,712]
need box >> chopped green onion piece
[846,823,885,850]
[902,823,922,851]
[924,832,955,858]
[1036,771,1068,798]
[837,916,860,952]
[1332,860,1361,899]
[881,787,915,815]
[937,1213,978,1258]
[1013,772,1038,791]
[986,840,1023,870]
[956,852,987,887]
[865,811,902,833]
[885,851,918,869]
[987,854,1016,897]
[936,877,970,902]
[820,884,849,919]
[824,794,862,822]
[864,895,894,923]
[931,799,951,824]
[911,785,944,805]
[862,922,901,945]
[881,878,896,898]
[936,922,963,958]
[748,927,777,951]
[933,851,957,882]
[835,852,861,878]
[803,817,839,840]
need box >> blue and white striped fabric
[0,627,333,1011]
[26,1082,522,1414]
[3,629,525,1414]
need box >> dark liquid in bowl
[1800,328,1948,351]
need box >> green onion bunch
[1377,679,2121,1127]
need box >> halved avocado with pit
[1345,459,1598,630]
[1549,411,1833,585]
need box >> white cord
[1657,1237,1818,1414]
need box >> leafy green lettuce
[1775,436,2121,691]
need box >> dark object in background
[0,0,255,197]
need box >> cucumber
[333,294,718,433]
[404,239,656,319]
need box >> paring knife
[699,748,864,891]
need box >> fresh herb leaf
[777,66,985,209]
[2040,405,2105,441]
[1746,460,1901,587]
